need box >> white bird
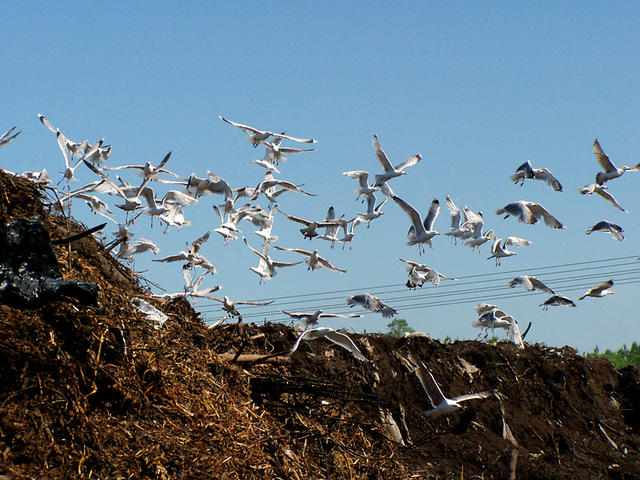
[250,171,315,204]
[471,305,523,348]
[398,258,456,287]
[342,170,378,201]
[460,207,494,252]
[243,238,302,283]
[579,184,626,212]
[539,294,576,310]
[185,172,233,200]
[357,192,388,228]
[586,221,624,241]
[262,139,315,165]
[337,217,362,249]
[274,246,346,273]
[116,237,160,262]
[508,276,554,294]
[204,295,273,318]
[131,298,168,329]
[153,232,216,272]
[346,293,397,318]
[487,236,531,266]
[281,310,361,327]
[250,158,281,174]
[409,356,492,419]
[218,115,317,147]
[278,209,343,240]
[153,269,222,301]
[496,201,564,229]
[316,206,346,247]
[392,196,440,254]
[510,160,562,191]
[159,202,191,231]
[593,139,640,185]
[443,195,472,244]
[0,125,21,148]
[371,134,421,187]
[578,279,615,300]
[289,327,369,362]
[101,160,184,181]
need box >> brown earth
[1,169,639,479]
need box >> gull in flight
[337,217,362,250]
[289,327,369,362]
[487,236,531,266]
[579,184,626,212]
[392,196,440,254]
[496,200,564,229]
[153,232,216,273]
[185,171,233,200]
[243,238,303,283]
[316,206,349,248]
[578,279,615,300]
[472,304,524,348]
[0,125,21,148]
[460,206,494,252]
[398,258,456,288]
[116,237,160,262]
[346,293,397,318]
[510,160,562,192]
[153,269,222,301]
[274,246,346,273]
[204,295,273,319]
[443,195,472,244]
[508,275,554,294]
[586,221,624,241]
[342,170,378,201]
[262,139,315,165]
[250,171,316,206]
[407,355,493,419]
[218,115,317,147]
[357,192,388,228]
[251,157,281,174]
[101,160,184,181]
[281,310,361,327]
[593,139,640,185]
[539,294,576,310]
[371,134,421,187]
[278,209,343,240]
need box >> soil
[1,169,639,479]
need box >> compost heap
[1,169,639,480]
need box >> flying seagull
[510,160,562,191]
[593,139,640,185]
[398,258,456,287]
[508,275,554,294]
[471,304,524,349]
[204,295,273,318]
[496,201,564,229]
[0,125,21,148]
[289,327,369,362]
[218,115,317,147]
[342,170,378,201]
[243,238,303,283]
[579,184,627,213]
[346,293,397,318]
[539,294,576,310]
[407,355,493,419]
[281,310,361,327]
[578,279,615,300]
[371,134,421,187]
[443,195,472,244]
[487,236,531,266]
[278,209,343,240]
[586,221,624,241]
[274,246,346,273]
[392,196,440,254]
[153,231,216,273]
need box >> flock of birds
[1,114,637,356]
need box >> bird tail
[495,207,506,215]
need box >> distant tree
[386,318,415,337]
[586,342,640,369]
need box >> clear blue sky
[4,2,640,352]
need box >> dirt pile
[1,169,639,479]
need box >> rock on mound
[1,169,639,479]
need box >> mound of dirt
[1,169,639,479]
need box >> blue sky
[4,2,640,352]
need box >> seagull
[408,356,492,418]
[274,246,346,273]
[204,295,273,318]
[508,275,554,294]
[243,238,303,283]
[262,139,315,165]
[0,125,21,148]
[281,310,361,327]
[153,269,222,301]
[371,134,421,187]
[101,160,184,181]
[460,206,494,252]
[185,172,233,200]
[487,236,531,266]
[510,160,563,191]
[153,232,216,273]
[357,192,388,228]
[539,294,576,310]
[250,171,316,204]
[593,139,640,185]
[392,196,440,254]
[443,195,472,244]
[398,258,456,287]
[586,221,624,241]
[116,237,160,262]
[289,327,369,362]
[337,217,362,249]
[278,209,343,240]
[578,279,615,300]
[496,200,564,229]
[346,293,397,318]
[250,158,281,174]
[131,298,168,329]
[471,305,524,348]
[342,170,378,201]
[218,115,317,147]
[579,184,627,212]
[316,206,347,247]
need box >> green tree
[386,318,415,337]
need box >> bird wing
[526,202,564,229]
[152,253,189,263]
[474,303,498,315]
[275,146,316,154]
[270,132,317,144]
[323,330,369,362]
[422,199,440,231]
[343,170,371,187]
[391,195,425,234]
[591,279,614,295]
[234,300,274,306]
[594,187,626,212]
[533,168,562,191]
[372,135,394,172]
[191,231,210,253]
[274,246,312,257]
[0,125,21,147]
[316,256,346,273]
[451,391,493,403]
[593,139,617,172]
[318,313,361,319]
[579,184,597,195]
[218,115,265,135]
[271,260,304,268]
[505,236,531,248]
[529,276,554,294]
[445,195,461,230]
[282,311,309,319]
[163,190,198,206]
[502,201,536,224]
[514,160,534,177]
[278,210,312,226]
[394,154,422,172]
